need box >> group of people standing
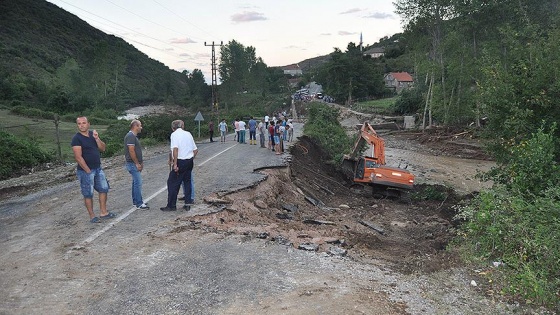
[71,114,293,223]
[265,116,294,155]
[222,115,294,154]
[71,117,198,223]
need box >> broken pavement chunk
[275,213,293,220]
[358,220,385,235]
[298,243,319,251]
[328,246,347,257]
[256,232,269,239]
[282,203,298,212]
[303,219,336,225]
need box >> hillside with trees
[0,0,211,113]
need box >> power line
[150,0,218,40]
[104,0,204,42]
[55,0,203,64]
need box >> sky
[45,0,404,82]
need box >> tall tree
[315,43,384,104]
[395,0,454,127]
[219,40,256,94]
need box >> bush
[393,88,423,115]
[10,105,56,120]
[485,123,560,198]
[0,131,53,180]
[98,120,130,157]
[304,103,353,165]
[456,187,560,306]
[141,114,175,142]
[455,125,560,307]
[99,115,177,157]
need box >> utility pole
[204,41,223,119]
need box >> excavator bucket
[341,155,357,179]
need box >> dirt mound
[179,135,467,274]
[398,127,492,160]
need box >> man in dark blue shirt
[71,116,115,223]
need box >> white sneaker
[137,203,150,210]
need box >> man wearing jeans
[124,119,149,210]
[71,116,116,223]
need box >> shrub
[10,105,56,120]
[304,103,353,165]
[455,125,560,307]
[393,88,423,115]
[98,119,130,157]
[485,123,560,198]
[0,131,53,180]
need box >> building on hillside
[384,72,414,93]
[363,47,385,58]
[282,64,303,76]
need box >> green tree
[315,43,384,104]
[219,40,255,94]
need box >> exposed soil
[177,132,481,275]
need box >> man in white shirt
[237,119,246,144]
[161,120,198,211]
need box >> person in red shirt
[268,121,275,151]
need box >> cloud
[320,33,332,36]
[363,12,394,19]
[170,37,197,44]
[340,8,363,15]
[194,53,210,59]
[338,31,358,36]
[231,11,267,23]
[179,53,190,57]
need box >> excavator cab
[348,156,414,190]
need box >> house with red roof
[384,72,414,93]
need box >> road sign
[194,111,204,138]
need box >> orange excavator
[341,122,414,195]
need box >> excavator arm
[345,122,386,165]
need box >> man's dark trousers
[166,158,193,208]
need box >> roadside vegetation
[303,102,353,166]
[0,130,52,180]
[455,126,560,307]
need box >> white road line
[67,143,238,254]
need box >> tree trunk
[422,72,434,131]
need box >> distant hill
[282,32,408,76]
[0,0,195,110]
[296,54,332,73]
